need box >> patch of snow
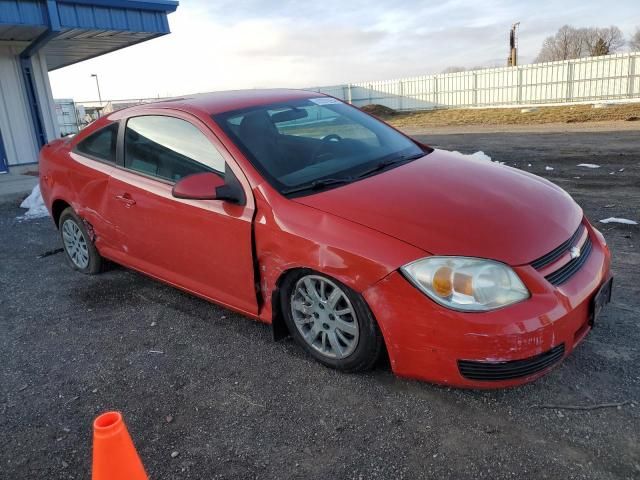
[17,184,49,220]
[599,217,638,225]
[577,163,600,168]
[545,166,554,171]
[619,168,625,172]
[452,150,492,162]
[453,150,511,165]
[527,163,532,167]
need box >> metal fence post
[399,80,404,111]
[347,83,353,104]
[517,67,523,105]
[566,61,575,103]
[433,76,438,107]
[473,72,478,107]
[628,55,636,99]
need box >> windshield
[213,97,429,196]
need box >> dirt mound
[360,104,397,117]
[387,102,640,129]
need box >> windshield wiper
[355,152,425,179]
[281,152,424,196]
[282,177,354,195]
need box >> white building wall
[0,44,59,168]
[0,45,39,167]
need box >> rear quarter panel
[39,120,119,249]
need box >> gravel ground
[1,129,639,479]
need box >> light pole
[90,73,102,117]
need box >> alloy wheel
[62,219,90,269]
[290,275,359,359]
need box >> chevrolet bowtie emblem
[570,246,581,259]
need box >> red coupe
[39,90,612,388]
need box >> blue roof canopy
[0,0,178,69]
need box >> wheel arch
[270,267,301,341]
[51,198,72,228]
[270,266,391,369]
[270,267,387,348]
[271,266,352,341]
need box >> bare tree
[630,28,640,51]
[535,25,585,62]
[535,25,625,62]
[582,26,625,56]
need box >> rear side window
[75,123,118,162]
[124,116,225,182]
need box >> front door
[104,113,258,316]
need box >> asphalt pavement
[1,128,639,479]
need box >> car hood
[293,149,583,266]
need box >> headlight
[401,257,529,312]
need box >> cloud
[48,0,640,100]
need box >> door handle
[115,193,136,207]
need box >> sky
[49,0,640,102]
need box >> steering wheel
[322,134,343,143]
[311,134,343,163]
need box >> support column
[19,57,48,147]
[0,128,7,172]
[19,0,62,148]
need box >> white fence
[311,52,640,111]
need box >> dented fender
[252,183,427,324]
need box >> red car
[39,89,612,388]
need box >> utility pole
[90,73,103,116]
[507,22,520,67]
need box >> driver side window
[124,115,225,183]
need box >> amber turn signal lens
[432,266,453,297]
[453,272,474,296]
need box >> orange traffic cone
[92,411,148,480]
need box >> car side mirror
[172,172,227,201]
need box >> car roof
[117,88,326,117]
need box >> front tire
[59,207,103,274]
[281,270,383,372]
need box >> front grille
[531,225,584,269]
[544,235,592,286]
[458,344,565,381]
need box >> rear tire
[59,207,103,275]
[281,269,383,372]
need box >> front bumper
[363,226,612,388]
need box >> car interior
[229,106,381,185]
